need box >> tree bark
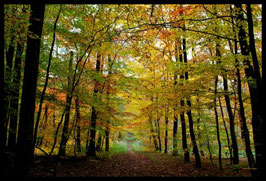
[218,97,233,165]
[172,40,179,156]
[7,40,24,152]
[58,51,74,156]
[222,74,239,164]
[33,5,61,153]
[245,4,263,176]
[183,36,201,168]
[228,9,256,173]
[105,55,112,152]
[15,4,45,176]
[164,105,169,154]
[214,74,222,169]
[75,98,81,152]
[87,53,101,157]
[178,39,189,163]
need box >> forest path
[30,151,251,177]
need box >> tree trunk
[202,117,213,165]
[173,108,178,156]
[33,5,61,152]
[173,42,179,156]
[15,4,45,176]
[0,15,7,174]
[228,9,256,173]
[96,132,102,152]
[105,55,112,152]
[75,98,81,152]
[183,36,201,168]
[149,114,158,151]
[214,75,222,169]
[58,51,74,156]
[222,74,239,165]
[7,40,24,152]
[179,39,189,163]
[245,4,263,176]
[164,105,169,154]
[87,53,101,157]
[218,97,233,165]
[50,110,65,156]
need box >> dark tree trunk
[96,133,102,152]
[218,97,233,165]
[245,4,263,176]
[149,114,158,151]
[178,39,189,163]
[7,40,24,152]
[164,106,169,154]
[58,51,74,156]
[155,95,162,152]
[3,33,16,154]
[75,98,81,152]
[180,102,189,162]
[172,109,178,155]
[223,74,239,165]
[214,75,222,169]
[195,97,204,157]
[0,7,7,172]
[173,43,179,156]
[87,53,101,157]
[33,5,61,153]
[202,118,213,165]
[105,55,112,152]
[228,9,256,173]
[4,35,15,137]
[15,4,45,176]
[50,110,65,156]
[183,37,201,168]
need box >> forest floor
[29,151,252,177]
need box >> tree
[15,3,45,176]
[235,4,263,176]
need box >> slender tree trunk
[218,97,233,165]
[183,36,201,168]
[15,4,45,176]
[180,102,189,162]
[87,53,101,157]
[222,74,239,164]
[173,42,179,156]
[156,118,162,152]
[33,5,61,153]
[214,75,222,169]
[149,114,158,151]
[228,11,256,173]
[50,110,65,156]
[96,132,102,152]
[58,51,74,156]
[7,40,24,152]
[0,11,7,173]
[196,98,204,156]
[164,105,169,154]
[202,118,214,165]
[155,101,162,152]
[245,4,263,176]
[4,33,15,140]
[173,108,178,155]
[3,34,16,154]
[235,5,263,175]
[105,55,112,152]
[179,40,189,163]
[75,98,81,152]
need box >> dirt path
[29,151,251,177]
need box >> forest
[1,3,264,177]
